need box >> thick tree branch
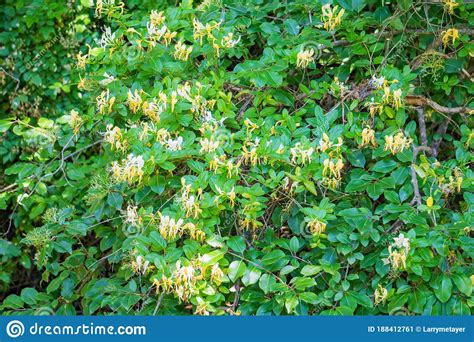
[415,107,428,146]
[405,95,471,115]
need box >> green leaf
[259,274,276,294]
[242,268,261,286]
[408,290,427,314]
[303,180,318,196]
[299,292,319,304]
[388,293,409,313]
[280,265,297,275]
[339,0,367,12]
[227,236,246,254]
[371,159,398,173]
[389,18,404,30]
[258,70,283,87]
[284,19,300,36]
[301,265,322,276]
[262,250,288,271]
[452,274,472,296]
[285,296,299,313]
[347,150,366,168]
[290,277,316,290]
[345,179,367,192]
[228,260,246,282]
[289,236,299,253]
[20,287,38,305]
[435,275,453,303]
[3,294,24,309]
[367,182,384,200]
[200,250,226,267]
[107,192,123,209]
[0,117,15,133]
[350,291,373,308]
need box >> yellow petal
[426,196,434,208]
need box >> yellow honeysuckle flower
[307,218,326,236]
[96,89,115,114]
[150,10,166,26]
[210,264,224,285]
[392,89,403,110]
[110,154,145,184]
[442,28,459,47]
[142,100,161,122]
[443,0,458,14]
[193,18,207,44]
[170,91,178,112]
[290,143,314,165]
[360,126,377,148]
[127,89,142,113]
[95,0,103,18]
[323,158,344,179]
[244,118,258,132]
[321,4,345,31]
[163,29,177,46]
[69,110,83,135]
[384,132,412,155]
[77,75,86,90]
[200,138,220,153]
[147,23,167,45]
[173,40,193,61]
[296,49,315,68]
[426,196,434,208]
[76,51,88,69]
[374,285,388,305]
[212,42,220,57]
[221,32,241,48]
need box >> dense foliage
[1,0,473,316]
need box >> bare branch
[431,119,450,158]
[409,146,434,206]
[405,95,471,115]
[415,107,428,146]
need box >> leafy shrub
[1,0,473,315]
[0,0,94,300]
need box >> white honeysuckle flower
[393,233,410,252]
[98,27,116,48]
[166,136,184,151]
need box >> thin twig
[231,279,241,312]
[153,292,165,315]
[431,118,450,157]
[409,146,434,206]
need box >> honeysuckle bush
[0,0,96,300]
[1,0,473,315]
